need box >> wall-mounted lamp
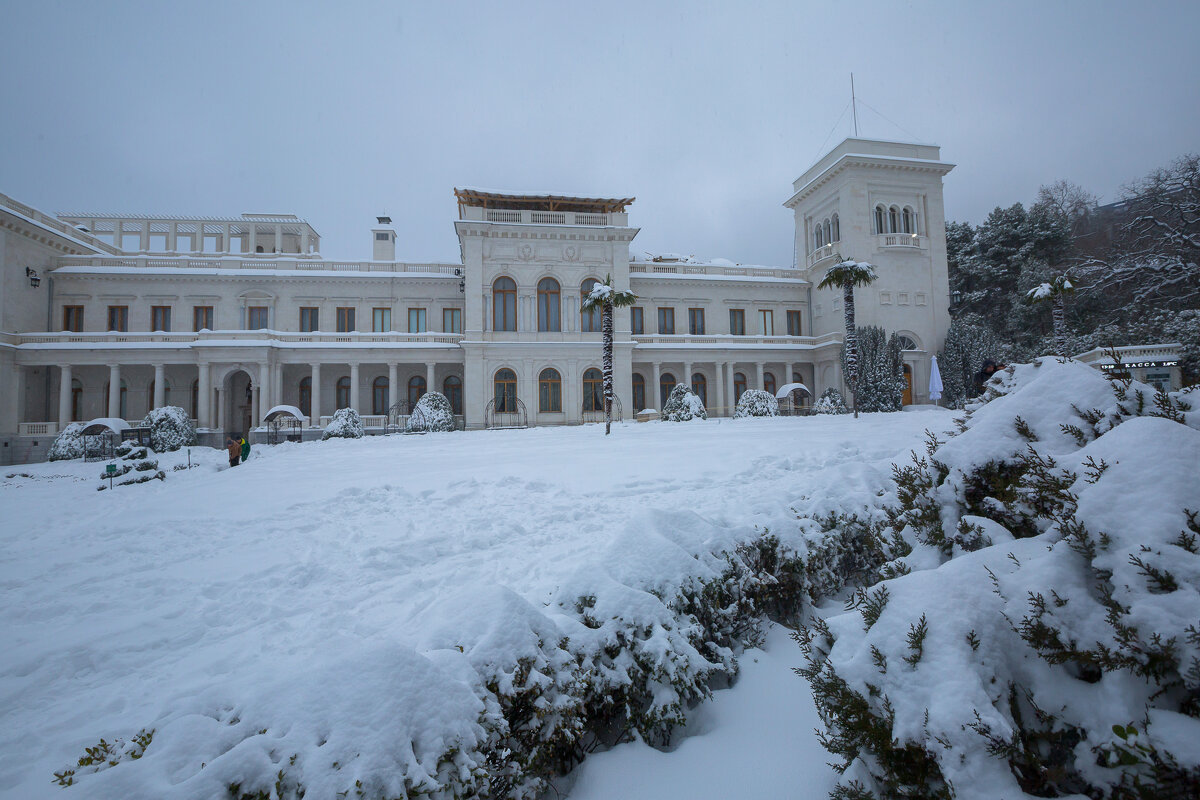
[454,268,463,277]
[458,279,466,293]
[25,268,41,288]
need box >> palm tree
[581,275,638,434]
[817,258,878,417]
[1026,273,1075,356]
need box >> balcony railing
[462,207,628,226]
[16,330,466,348]
[51,255,462,275]
[629,263,806,281]
[806,243,841,268]
[877,234,926,249]
[633,332,842,348]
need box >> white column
[311,363,322,425]
[252,381,261,427]
[756,362,765,391]
[301,231,311,254]
[350,363,361,412]
[113,221,123,250]
[388,363,398,410]
[652,362,662,411]
[139,222,150,252]
[107,364,121,418]
[727,361,737,408]
[714,362,726,417]
[153,364,165,409]
[222,223,232,253]
[198,364,211,428]
[248,224,257,253]
[426,362,436,393]
[215,387,225,432]
[58,365,73,423]
[167,222,178,252]
[683,361,693,393]
[274,225,282,253]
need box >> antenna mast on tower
[851,73,859,137]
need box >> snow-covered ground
[0,412,953,799]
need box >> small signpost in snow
[105,463,116,490]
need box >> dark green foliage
[842,326,906,412]
[903,615,928,668]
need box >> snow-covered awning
[263,405,305,422]
[80,417,131,436]
[775,382,810,399]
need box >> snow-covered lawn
[0,412,952,799]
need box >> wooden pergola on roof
[454,188,635,217]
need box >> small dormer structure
[55,212,321,256]
[372,216,396,261]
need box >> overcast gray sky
[2,1,1197,265]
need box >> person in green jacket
[239,436,251,463]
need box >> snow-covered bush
[813,388,849,415]
[842,326,906,412]
[661,383,706,421]
[139,406,196,452]
[406,391,455,433]
[321,407,364,440]
[800,359,1200,799]
[97,441,165,491]
[733,388,778,418]
[47,422,87,461]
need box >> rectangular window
[300,307,320,332]
[657,307,675,335]
[248,306,268,330]
[759,309,774,335]
[151,306,172,332]
[372,307,390,332]
[63,305,84,332]
[631,306,644,335]
[688,308,705,335]
[408,308,427,333]
[786,310,802,336]
[336,307,355,332]
[374,232,389,241]
[729,308,745,335]
[442,308,462,334]
[193,305,214,331]
[107,305,128,332]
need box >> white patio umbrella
[928,355,944,405]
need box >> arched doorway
[225,369,254,435]
[902,364,913,406]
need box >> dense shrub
[321,408,364,440]
[47,422,87,461]
[661,384,706,421]
[406,391,455,433]
[733,388,778,418]
[813,388,849,415]
[139,406,196,452]
[97,441,165,490]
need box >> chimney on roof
[372,217,396,261]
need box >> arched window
[493,277,517,332]
[659,372,676,408]
[104,380,128,419]
[823,219,832,246]
[889,206,900,234]
[494,368,517,412]
[691,373,707,407]
[902,207,914,234]
[582,368,603,412]
[874,205,886,234]
[299,377,312,417]
[814,225,823,250]
[71,378,84,422]
[632,373,646,413]
[895,335,918,351]
[407,376,426,408]
[831,213,840,242]
[733,372,747,404]
[372,376,389,415]
[581,278,601,332]
[764,372,776,397]
[336,376,351,409]
[539,368,562,412]
[537,278,561,332]
[443,375,463,415]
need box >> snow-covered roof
[263,405,306,422]
[80,418,131,435]
[775,382,810,398]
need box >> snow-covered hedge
[661,384,706,421]
[799,358,1200,799]
[47,422,87,461]
[321,408,364,440]
[97,441,165,491]
[733,389,778,419]
[406,391,455,433]
[813,388,849,415]
[139,406,196,452]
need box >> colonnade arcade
[631,359,823,417]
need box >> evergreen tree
[841,326,905,412]
[938,316,1004,406]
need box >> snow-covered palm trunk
[602,301,614,435]
[842,281,859,416]
[1052,295,1066,356]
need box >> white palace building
[0,138,955,463]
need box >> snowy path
[0,412,952,799]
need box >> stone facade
[0,137,956,463]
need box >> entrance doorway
[902,364,913,406]
[225,370,254,434]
